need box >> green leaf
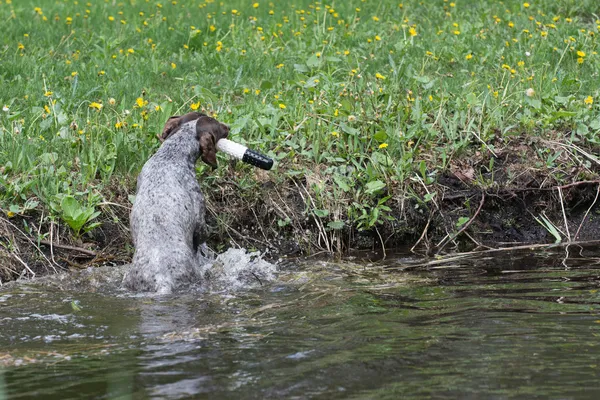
[313,209,329,218]
[333,175,351,192]
[340,122,359,136]
[294,63,308,73]
[306,54,321,68]
[260,80,273,90]
[456,216,469,228]
[466,93,478,105]
[327,220,345,230]
[365,180,386,194]
[373,130,388,142]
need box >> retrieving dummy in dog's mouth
[122,112,229,294]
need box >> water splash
[199,248,277,292]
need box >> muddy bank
[2,141,600,283]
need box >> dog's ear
[160,112,206,142]
[198,131,218,169]
[196,116,230,169]
[160,116,181,142]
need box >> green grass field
[1,0,600,246]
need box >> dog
[122,112,229,294]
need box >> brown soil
[2,138,600,283]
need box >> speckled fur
[123,114,229,294]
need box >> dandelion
[453,30,461,35]
[253,3,259,8]
[71,71,78,77]
[44,91,53,97]
[523,2,530,8]
[89,102,103,110]
[98,70,105,76]
[375,72,386,80]
[348,115,357,122]
[279,103,286,109]
[578,57,584,64]
[255,89,261,95]
[465,53,473,60]
[108,98,116,106]
[190,102,200,110]
[135,97,148,108]
[155,105,161,111]
[331,131,339,137]
[577,50,586,57]
[171,62,177,69]
[108,16,115,21]
[316,52,321,58]
[66,17,72,25]
[379,143,389,149]
[585,96,594,105]
[372,16,380,22]
[2,105,9,112]
[115,121,123,128]
[409,27,417,36]
[127,48,134,54]
[525,88,535,97]
[517,60,525,67]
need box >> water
[2,245,600,399]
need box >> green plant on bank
[0,0,600,241]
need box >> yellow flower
[171,62,176,69]
[108,16,115,21]
[155,105,161,111]
[135,97,148,108]
[98,70,105,76]
[44,91,53,97]
[379,143,388,149]
[577,50,586,57]
[409,27,417,36]
[253,3,259,8]
[375,73,386,80]
[465,53,473,60]
[66,17,72,25]
[523,2,530,8]
[71,71,78,77]
[6,211,15,218]
[89,102,103,110]
[453,30,461,35]
[331,131,339,137]
[279,103,286,109]
[585,96,594,105]
[108,98,116,105]
[255,89,261,95]
[115,121,123,129]
[190,102,200,110]
[372,16,380,22]
[578,57,584,64]
[127,48,134,54]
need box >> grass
[1,0,600,254]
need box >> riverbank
[2,132,600,282]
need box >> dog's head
[160,112,229,168]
